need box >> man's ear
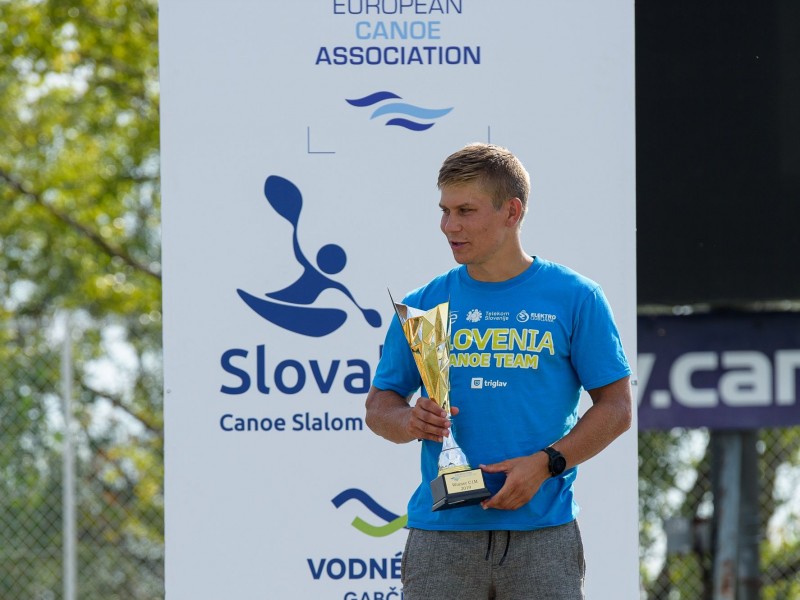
[506,197,524,226]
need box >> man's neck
[466,252,533,283]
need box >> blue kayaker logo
[237,176,382,337]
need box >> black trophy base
[430,467,492,511]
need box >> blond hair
[437,143,530,216]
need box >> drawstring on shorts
[485,531,512,566]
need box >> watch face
[552,456,567,475]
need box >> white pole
[61,314,76,600]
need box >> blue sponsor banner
[638,313,800,430]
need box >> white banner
[160,1,637,598]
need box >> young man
[365,143,632,600]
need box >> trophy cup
[391,295,491,511]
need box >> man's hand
[479,452,549,510]
[365,386,459,444]
[404,397,459,443]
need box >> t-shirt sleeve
[372,314,423,397]
[569,286,632,390]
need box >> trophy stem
[438,428,471,476]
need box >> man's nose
[442,215,460,232]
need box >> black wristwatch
[541,446,567,477]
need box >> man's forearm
[551,376,633,469]
[365,386,416,444]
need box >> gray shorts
[401,521,586,600]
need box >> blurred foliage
[0,0,162,597]
[639,428,800,600]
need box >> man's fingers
[481,483,527,511]
[480,457,542,510]
[413,417,448,441]
[408,397,451,441]
[479,461,508,474]
[416,397,447,417]
[482,487,517,510]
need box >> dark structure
[637,0,800,307]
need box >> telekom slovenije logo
[237,175,382,337]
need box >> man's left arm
[480,375,632,510]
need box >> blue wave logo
[331,488,408,537]
[347,91,453,131]
[237,176,382,337]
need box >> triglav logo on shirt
[471,377,509,390]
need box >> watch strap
[541,446,566,477]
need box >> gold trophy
[391,295,491,511]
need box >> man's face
[439,182,515,271]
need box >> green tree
[0,0,162,597]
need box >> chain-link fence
[639,428,800,599]
[3,315,799,599]
[0,316,164,599]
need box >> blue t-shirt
[372,257,631,531]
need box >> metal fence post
[712,430,742,600]
[61,314,76,600]
[738,430,761,600]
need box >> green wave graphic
[351,514,408,537]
